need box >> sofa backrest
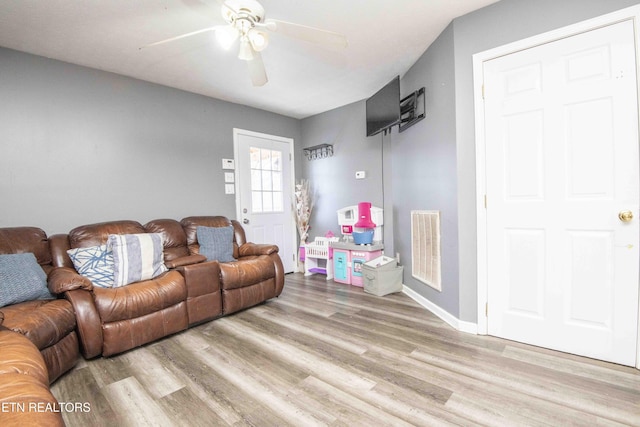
[0,227,53,274]
[68,220,146,249]
[143,219,190,262]
[180,216,246,259]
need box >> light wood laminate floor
[51,273,640,426]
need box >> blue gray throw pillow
[0,253,54,308]
[196,225,236,263]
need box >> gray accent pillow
[196,226,237,263]
[0,253,54,308]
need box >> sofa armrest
[47,267,93,294]
[64,289,103,359]
[0,329,65,427]
[238,243,279,257]
[165,254,207,269]
[176,261,221,297]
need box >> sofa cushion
[0,299,77,351]
[196,226,237,263]
[108,233,167,287]
[219,255,276,290]
[0,253,54,308]
[66,244,114,288]
[92,270,187,323]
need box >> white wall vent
[411,210,442,291]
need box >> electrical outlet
[355,171,366,179]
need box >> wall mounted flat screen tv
[366,76,400,137]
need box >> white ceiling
[0,0,499,119]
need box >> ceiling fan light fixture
[238,37,254,61]
[248,29,268,51]
[216,25,239,50]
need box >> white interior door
[483,20,639,365]
[234,129,296,273]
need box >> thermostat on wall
[222,158,235,170]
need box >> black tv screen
[366,76,400,137]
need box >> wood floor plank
[118,347,184,399]
[49,273,640,426]
[156,387,227,427]
[101,376,173,426]
[49,363,119,427]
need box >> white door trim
[232,128,298,271]
[473,5,640,368]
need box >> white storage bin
[362,256,403,296]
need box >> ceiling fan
[142,0,348,87]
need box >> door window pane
[262,170,273,191]
[272,171,282,191]
[261,149,271,170]
[251,170,262,191]
[249,147,284,213]
[271,151,282,171]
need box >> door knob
[618,210,634,222]
[243,218,250,224]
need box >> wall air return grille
[411,210,441,291]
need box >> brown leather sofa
[48,215,284,358]
[0,227,80,383]
[0,216,284,425]
[0,327,64,426]
[179,216,285,315]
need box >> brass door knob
[618,210,634,222]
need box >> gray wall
[299,0,639,323]
[0,47,300,235]
[299,101,384,243]
[391,23,459,316]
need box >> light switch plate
[225,184,235,194]
[224,172,235,183]
[222,159,235,170]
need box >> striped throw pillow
[108,233,167,288]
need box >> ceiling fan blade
[264,19,347,48]
[140,26,222,49]
[247,51,268,86]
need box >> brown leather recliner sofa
[0,216,284,425]
[0,327,65,426]
[0,227,80,426]
[47,215,284,358]
[0,227,81,383]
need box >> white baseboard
[402,285,478,334]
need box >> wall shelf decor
[304,144,333,160]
